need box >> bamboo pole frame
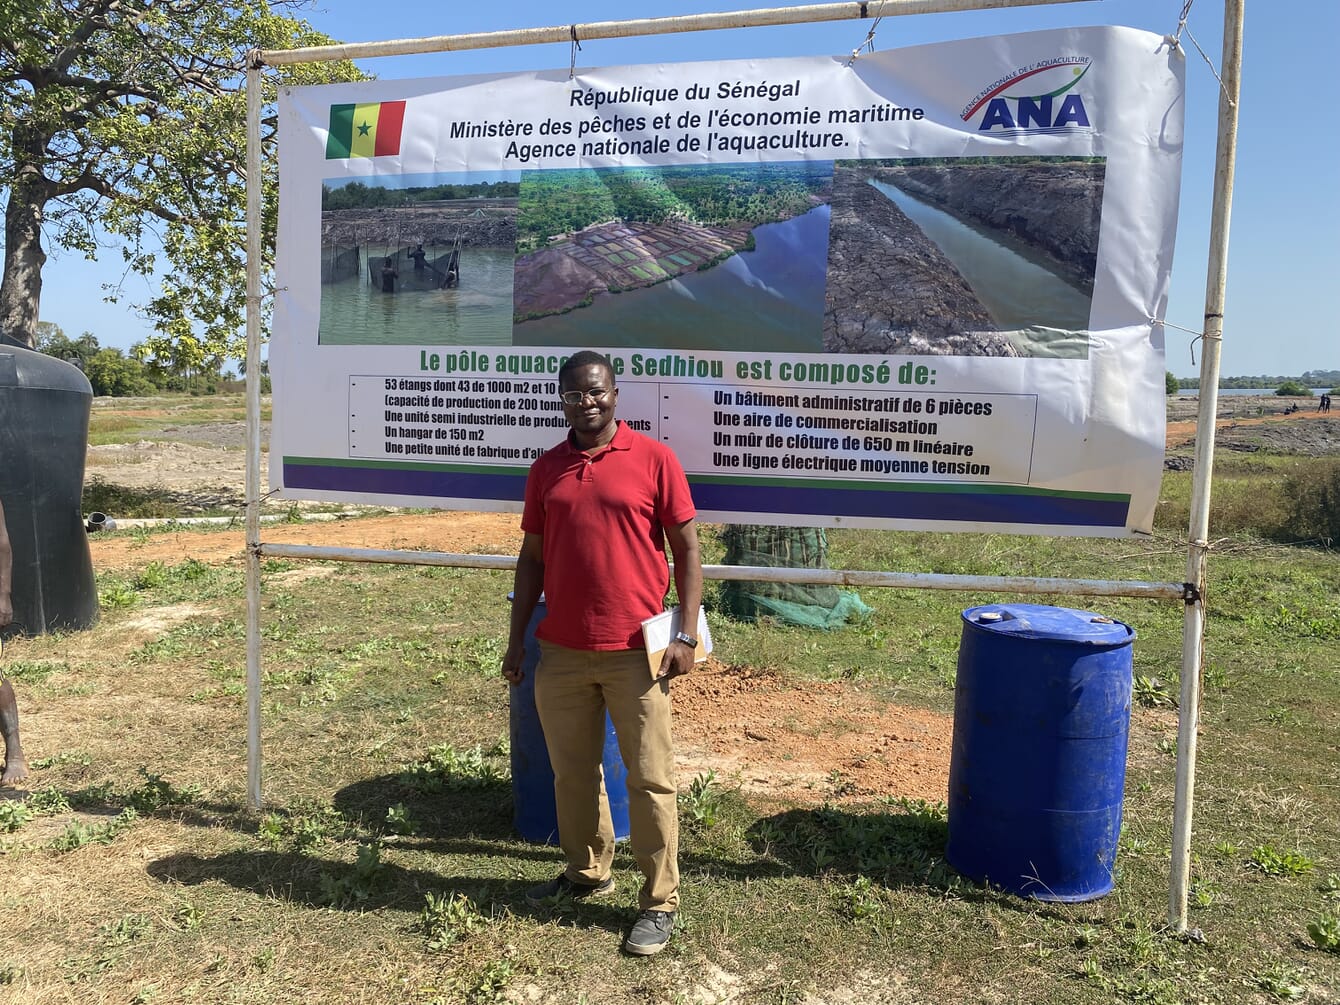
[241,0,1240,934]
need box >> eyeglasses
[559,387,612,406]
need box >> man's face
[560,363,618,440]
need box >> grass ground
[1,395,1337,1003]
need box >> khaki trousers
[534,641,679,912]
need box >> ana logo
[961,57,1092,134]
[326,100,406,159]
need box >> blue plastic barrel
[946,604,1135,902]
[508,596,630,844]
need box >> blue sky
[32,0,1339,379]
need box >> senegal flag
[326,101,406,159]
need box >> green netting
[720,525,871,629]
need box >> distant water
[1178,387,1331,397]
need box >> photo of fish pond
[511,162,832,352]
[317,173,519,346]
[824,156,1106,358]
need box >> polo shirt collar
[563,420,633,456]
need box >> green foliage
[318,842,386,907]
[515,162,830,253]
[1247,844,1315,877]
[1275,381,1313,397]
[1279,459,1340,545]
[1165,370,1180,395]
[420,891,486,951]
[322,180,519,210]
[0,2,364,357]
[0,801,35,833]
[679,769,725,829]
[1308,913,1340,953]
[399,743,503,794]
[49,808,139,851]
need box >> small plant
[318,842,386,907]
[1189,882,1217,908]
[170,903,204,931]
[127,771,200,813]
[0,802,34,833]
[49,807,138,851]
[1074,924,1100,948]
[133,562,167,590]
[98,913,153,946]
[420,891,486,951]
[1248,844,1314,877]
[0,962,23,985]
[258,802,347,852]
[99,580,138,608]
[1133,674,1175,707]
[833,875,883,922]
[1307,912,1340,953]
[400,743,502,793]
[26,786,71,815]
[1253,963,1305,1001]
[679,770,724,829]
[1320,873,1340,900]
[1213,839,1240,857]
[384,802,418,836]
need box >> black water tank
[0,334,98,636]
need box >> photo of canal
[511,162,831,351]
[823,157,1105,358]
[514,204,829,351]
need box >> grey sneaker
[624,909,675,956]
[525,873,615,907]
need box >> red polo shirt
[521,421,696,651]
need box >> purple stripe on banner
[285,462,1127,528]
[689,482,1129,527]
[285,462,527,502]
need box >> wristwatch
[673,630,698,648]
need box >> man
[502,350,702,957]
[0,498,29,785]
[379,256,398,293]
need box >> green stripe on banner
[325,104,355,159]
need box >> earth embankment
[870,160,1104,293]
[823,165,1018,356]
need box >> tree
[0,1,363,360]
[1165,371,1179,395]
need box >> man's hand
[501,641,525,686]
[656,638,695,681]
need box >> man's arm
[501,531,544,686]
[659,518,702,680]
[0,500,12,629]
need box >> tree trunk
[0,129,52,349]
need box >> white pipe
[1169,0,1244,933]
[244,57,265,812]
[98,510,381,530]
[260,542,1186,600]
[256,0,1094,65]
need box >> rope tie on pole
[1162,0,1235,107]
[569,25,582,80]
[1148,315,1221,367]
[846,0,888,66]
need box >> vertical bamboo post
[1169,0,1244,931]
[245,55,265,811]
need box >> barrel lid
[962,603,1134,645]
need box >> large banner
[272,26,1184,535]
